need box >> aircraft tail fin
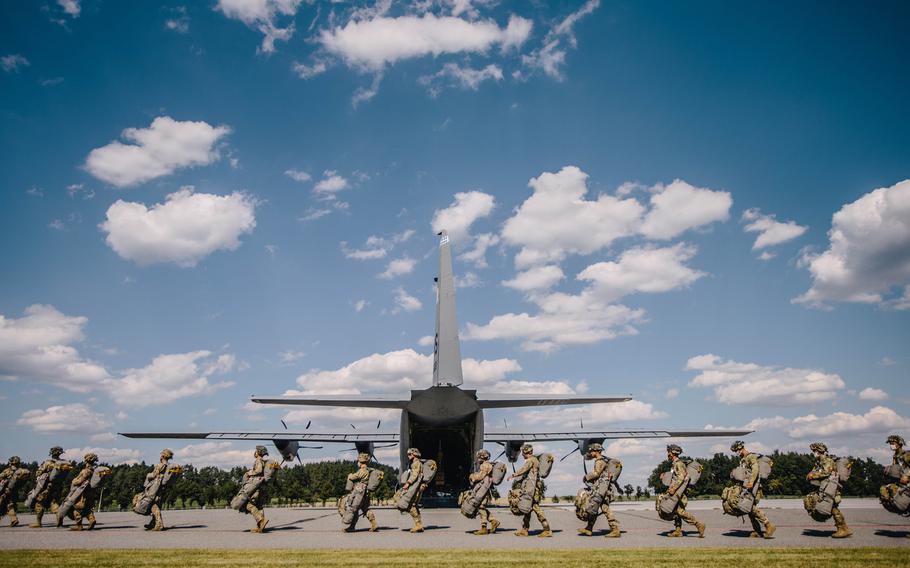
[432,230,463,387]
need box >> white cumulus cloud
[741,208,808,251]
[84,116,231,188]
[795,179,910,309]
[858,387,888,401]
[380,257,417,279]
[502,265,564,292]
[419,63,503,97]
[686,354,846,406]
[520,0,599,80]
[1,54,30,73]
[431,190,496,244]
[393,287,423,312]
[215,0,302,53]
[108,351,236,407]
[788,406,910,438]
[65,447,141,465]
[639,180,732,240]
[18,404,112,433]
[100,187,257,267]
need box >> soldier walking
[664,444,705,538]
[144,449,174,531]
[507,444,552,538]
[730,441,775,538]
[245,446,271,533]
[577,443,620,538]
[344,453,378,532]
[884,435,910,537]
[402,448,426,533]
[69,453,101,531]
[0,456,26,527]
[29,446,71,528]
[807,442,851,538]
[469,449,500,535]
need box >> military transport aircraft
[122,231,749,504]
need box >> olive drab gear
[460,460,494,519]
[810,442,828,454]
[340,463,381,530]
[804,453,852,537]
[25,452,73,511]
[50,446,64,457]
[407,448,421,458]
[57,465,111,528]
[586,442,604,454]
[730,440,745,452]
[656,455,704,535]
[536,453,555,479]
[357,452,370,464]
[521,444,533,455]
[475,449,491,461]
[132,461,183,517]
[255,446,268,457]
[887,435,905,447]
[879,440,910,516]
[666,444,682,456]
[0,461,29,527]
[394,458,436,511]
[230,457,279,512]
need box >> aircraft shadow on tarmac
[874,529,910,538]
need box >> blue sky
[1,0,908,492]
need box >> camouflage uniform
[144,449,173,531]
[0,457,24,527]
[244,447,270,533]
[403,449,425,532]
[579,449,620,538]
[511,446,551,537]
[29,447,70,528]
[734,442,775,538]
[807,442,851,538]
[880,435,910,535]
[468,449,499,535]
[666,445,704,538]
[344,453,378,532]
[69,454,100,531]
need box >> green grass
[0,549,906,568]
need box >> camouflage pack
[56,466,110,523]
[721,484,754,516]
[834,457,852,480]
[366,468,384,492]
[655,493,679,521]
[230,461,278,511]
[25,460,70,509]
[803,490,834,522]
[459,476,492,519]
[420,459,438,485]
[879,483,910,516]
[603,457,623,480]
[884,464,904,479]
[536,453,555,479]
[340,484,366,526]
[490,462,507,485]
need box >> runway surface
[1,499,908,549]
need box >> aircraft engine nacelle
[577,438,606,458]
[273,440,300,463]
[503,441,524,463]
[354,441,375,457]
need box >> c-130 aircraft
[122,231,749,505]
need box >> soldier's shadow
[874,529,910,538]
[723,529,755,538]
[90,525,136,530]
[401,525,450,531]
[802,529,835,537]
[260,526,300,532]
[167,524,207,530]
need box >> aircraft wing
[476,394,633,408]
[119,431,400,443]
[250,395,409,408]
[483,429,753,442]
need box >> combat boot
[668,527,682,537]
[489,518,500,533]
[832,526,852,539]
[86,514,96,531]
[144,518,156,530]
[763,522,776,539]
[409,521,424,533]
[538,523,553,538]
[368,516,378,532]
[70,515,83,532]
[8,512,18,528]
[514,527,529,537]
[577,528,593,536]
[748,531,761,538]
[605,524,621,538]
[695,522,705,538]
[152,509,164,531]
[473,525,490,535]
[55,515,63,528]
[30,505,44,528]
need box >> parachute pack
[724,455,773,516]
[0,468,29,511]
[25,460,71,509]
[133,465,184,516]
[230,460,280,512]
[56,466,111,524]
[655,460,702,521]
[395,459,437,512]
[574,457,622,522]
[460,462,507,519]
[880,483,910,516]
[339,469,385,528]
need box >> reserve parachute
[132,465,184,516]
[656,460,703,521]
[230,460,280,511]
[339,468,384,528]
[395,459,437,512]
[56,466,111,524]
[25,460,72,509]
[460,462,507,519]
[804,457,852,521]
[574,457,622,522]
[509,454,554,516]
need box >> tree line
[7,459,399,510]
[647,451,889,497]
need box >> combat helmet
[475,449,490,461]
[586,443,604,454]
[357,452,370,464]
[8,456,20,465]
[666,444,683,456]
[49,446,64,458]
[809,442,827,454]
[406,448,421,458]
[520,443,534,455]
[887,435,905,447]
[730,440,745,453]
[83,453,98,464]
[160,448,174,460]
[254,445,269,457]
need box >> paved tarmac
[1,499,907,549]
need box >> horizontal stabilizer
[477,394,632,409]
[484,429,752,442]
[250,395,409,408]
[120,431,399,443]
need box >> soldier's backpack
[133,465,183,516]
[25,460,71,509]
[421,459,438,486]
[574,487,594,522]
[395,461,436,512]
[0,469,29,511]
[490,462,507,485]
[366,468,384,492]
[459,476,493,519]
[537,453,555,479]
[340,482,367,526]
[230,461,279,511]
[57,466,111,524]
[835,457,852,480]
[655,493,679,521]
[884,464,904,479]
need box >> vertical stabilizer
[433,230,464,386]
